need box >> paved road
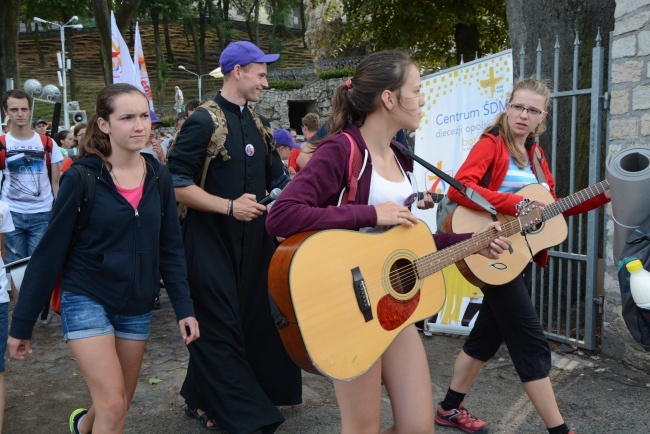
[4,291,649,433]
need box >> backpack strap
[0,135,5,170]
[198,101,229,189]
[248,106,277,154]
[341,132,363,205]
[157,165,170,217]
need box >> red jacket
[448,131,609,266]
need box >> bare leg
[333,360,383,434]
[68,334,146,434]
[449,350,485,394]
[523,377,564,428]
[381,325,434,434]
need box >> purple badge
[245,144,255,157]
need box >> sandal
[184,405,221,431]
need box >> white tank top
[361,155,412,233]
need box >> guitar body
[268,222,446,381]
[449,183,567,287]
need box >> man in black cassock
[167,41,301,434]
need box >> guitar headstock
[515,199,543,233]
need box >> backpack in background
[617,213,650,351]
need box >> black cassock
[168,94,301,434]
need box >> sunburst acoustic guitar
[268,202,542,380]
[445,180,609,288]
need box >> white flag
[133,22,154,107]
[111,11,137,85]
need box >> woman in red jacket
[267,50,511,434]
[436,79,609,434]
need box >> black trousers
[463,263,552,382]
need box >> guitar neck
[415,216,526,279]
[543,180,609,220]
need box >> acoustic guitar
[268,203,542,380]
[446,180,609,288]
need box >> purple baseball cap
[219,41,280,74]
[273,129,300,148]
[149,110,163,126]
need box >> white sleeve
[50,139,64,164]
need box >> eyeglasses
[508,103,546,116]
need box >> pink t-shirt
[115,185,144,209]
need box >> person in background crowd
[60,123,87,172]
[141,111,165,163]
[287,128,301,174]
[32,119,48,136]
[1,90,63,314]
[174,86,184,114]
[185,100,200,117]
[435,79,610,434]
[167,40,301,433]
[2,119,11,135]
[7,83,199,434]
[54,130,75,159]
[266,50,509,434]
[273,129,300,179]
[296,112,321,169]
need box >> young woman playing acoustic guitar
[266,50,511,434]
[435,79,610,434]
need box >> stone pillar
[603,0,650,371]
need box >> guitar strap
[532,146,548,185]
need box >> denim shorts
[0,302,8,372]
[60,291,152,343]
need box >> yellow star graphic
[479,67,504,98]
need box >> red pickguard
[377,292,420,330]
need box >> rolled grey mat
[606,148,650,263]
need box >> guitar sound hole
[389,259,416,295]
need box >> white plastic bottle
[626,259,650,309]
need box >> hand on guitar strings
[474,221,511,260]
[375,201,419,228]
[416,192,435,210]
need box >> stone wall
[255,78,343,128]
[604,0,650,371]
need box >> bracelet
[227,200,234,217]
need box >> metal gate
[518,31,606,350]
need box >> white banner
[134,22,154,107]
[412,50,513,334]
[111,11,137,86]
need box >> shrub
[317,68,356,80]
[267,80,306,91]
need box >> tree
[337,0,509,69]
[0,0,23,97]
[505,0,615,195]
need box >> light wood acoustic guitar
[268,203,542,380]
[445,180,609,288]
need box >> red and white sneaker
[435,402,489,433]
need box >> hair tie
[346,78,353,89]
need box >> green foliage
[160,114,176,127]
[317,68,355,80]
[267,80,306,90]
[339,0,509,69]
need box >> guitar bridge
[351,267,373,322]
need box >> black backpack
[617,213,650,351]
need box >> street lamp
[33,16,83,129]
[23,79,61,125]
[178,65,212,101]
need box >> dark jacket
[10,154,194,340]
[266,124,470,249]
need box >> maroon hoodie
[266,124,470,249]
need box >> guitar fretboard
[542,180,609,220]
[414,210,536,278]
